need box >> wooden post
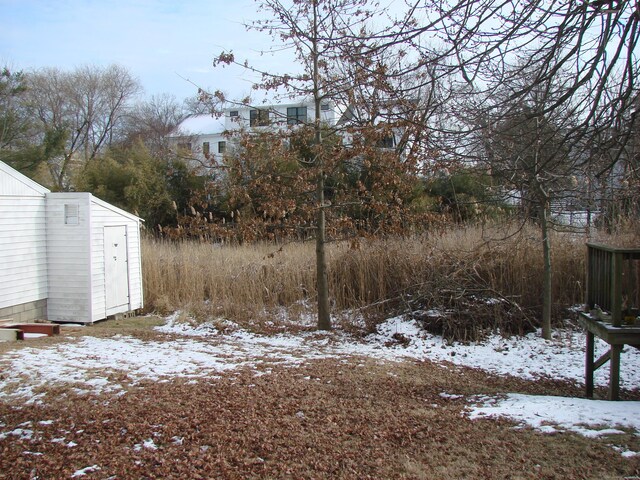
[611,252,623,327]
[586,330,595,398]
[585,245,591,308]
[609,344,622,400]
[636,259,640,309]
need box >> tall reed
[143,223,594,338]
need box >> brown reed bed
[142,223,594,339]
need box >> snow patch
[72,465,100,477]
[2,314,640,444]
[467,393,640,438]
[0,428,34,441]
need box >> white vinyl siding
[1,161,143,324]
[0,194,48,310]
[0,161,50,197]
[46,193,143,323]
[88,197,143,321]
[45,194,92,322]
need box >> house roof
[175,114,226,136]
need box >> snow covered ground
[1,313,639,455]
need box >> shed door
[104,225,129,310]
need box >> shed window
[64,204,79,225]
[218,141,226,154]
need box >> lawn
[1,314,639,479]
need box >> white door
[104,225,129,311]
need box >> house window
[320,104,330,111]
[218,141,226,154]
[64,204,79,225]
[177,142,192,152]
[377,135,396,149]
[229,110,239,117]
[249,109,270,127]
[203,142,210,156]
[287,106,307,125]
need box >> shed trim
[91,195,143,223]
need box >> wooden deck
[578,312,640,400]
[580,243,640,400]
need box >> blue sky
[0,0,284,101]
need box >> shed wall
[89,199,143,322]
[0,195,48,312]
[0,162,49,316]
[45,194,92,322]
[0,161,49,197]
[1,160,143,323]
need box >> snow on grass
[613,445,640,458]
[23,333,49,339]
[467,393,640,439]
[155,312,222,337]
[0,427,34,441]
[364,316,640,388]
[2,315,640,401]
[1,314,640,451]
[133,438,158,452]
[71,465,100,477]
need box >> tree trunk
[316,174,331,330]
[311,0,331,330]
[540,201,552,340]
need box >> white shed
[0,161,49,321]
[0,161,143,323]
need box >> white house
[0,161,143,324]
[169,99,340,166]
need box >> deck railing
[586,243,640,327]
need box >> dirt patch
[1,358,638,479]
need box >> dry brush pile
[142,223,595,340]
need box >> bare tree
[481,92,577,338]
[24,64,141,190]
[121,93,187,154]
[351,0,640,338]
[340,0,637,175]
[213,0,412,330]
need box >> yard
[1,314,640,479]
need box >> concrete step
[0,328,24,342]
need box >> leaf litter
[1,313,639,478]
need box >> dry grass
[142,223,603,339]
[142,239,317,321]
